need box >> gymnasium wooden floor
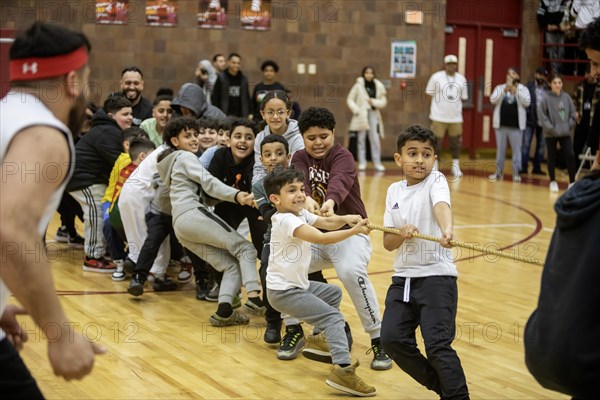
[12,160,573,399]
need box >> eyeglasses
[263,109,288,117]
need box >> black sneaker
[55,226,69,243]
[68,234,85,248]
[368,339,393,370]
[128,274,146,297]
[153,276,178,292]
[195,279,211,301]
[264,320,282,344]
[122,258,135,273]
[277,324,305,360]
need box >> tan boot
[302,332,332,363]
[325,360,376,397]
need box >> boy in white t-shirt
[380,125,469,399]
[263,166,376,397]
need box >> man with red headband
[0,22,105,397]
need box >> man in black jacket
[212,53,251,118]
[67,96,132,272]
[120,66,152,126]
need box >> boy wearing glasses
[252,90,303,185]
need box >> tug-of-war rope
[365,223,544,266]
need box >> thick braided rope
[366,223,544,266]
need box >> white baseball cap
[444,54,458,64]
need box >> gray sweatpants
[174,208,259,304]
[70,184,106,259]
[308,234,382,338]
[268,281,351,366]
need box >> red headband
[9,46,88,81]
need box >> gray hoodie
[251,119,304,184]
[171,83,226,120]
[537,91,576,137]
[149,172,171,216]
[198,59,217,98]
[157,150,239,222]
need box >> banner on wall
[146,0,178,26]
[390,40,417,79]
[198,0,228,29]
[96,1,129,24]
[240,0,272,31]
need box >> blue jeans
[494,127,522,177]
[521,125,545,172]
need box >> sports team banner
[146,0,178,27]
[240,0,271,31]
[198,0,228,29]
[96,1,129,24]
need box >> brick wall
[1,0,542,158]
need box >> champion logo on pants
[358,276,377,324]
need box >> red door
[445,0,522,157]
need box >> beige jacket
[346,77,387,137]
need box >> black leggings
[546,136,576,183]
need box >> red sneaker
[83,256,116,273]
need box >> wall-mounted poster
[198,0,228,29]
[96,1,129,24]
[390,40,417,79]
[146,0,178,26]
[240,0,271,31]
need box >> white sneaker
[177,262,193,283]
[374,164,386,172]
[111,262,126,281]
[358,162,366,171]
[513,175,521,183]
[549,181,559,192]
[488,173,501,181]
[451,159,463,177]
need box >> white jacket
[346,77,387,137]
[490,83,531,130]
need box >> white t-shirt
[120,143,168,209]
[267,209,318,291]
[426,70,468,123]
[383,171,457,278]
[0,92,74,339]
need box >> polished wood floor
[11,162,571,399]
